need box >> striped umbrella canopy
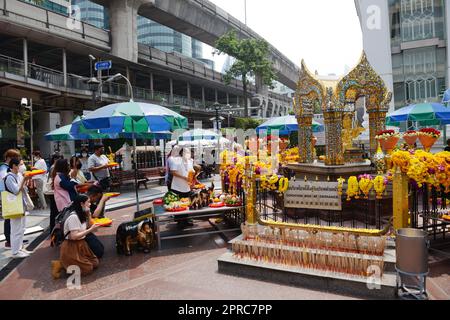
[386,103,450,126]
[81,101,188,134]
[256,115,324,135]
[81,101,188,213]
[45,122,111,141]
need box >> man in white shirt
[32,151,47,210]
[88,144,111,191]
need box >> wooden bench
[110,169,149,192]
[139,167,166,186]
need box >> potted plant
[418,128,441,152]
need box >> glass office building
[137,16,193,56]
[71,0,109,29]
[356,0,448,110]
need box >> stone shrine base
[285,161,374,181]
[218,235,397,300]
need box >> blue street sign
[94,60,112,71]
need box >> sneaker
[4,242,11,250]
[20,248,33,254]
[12,251,29,259]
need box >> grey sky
[206,0,363,76]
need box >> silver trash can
[395,228,429,300]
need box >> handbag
[1,191,25,219]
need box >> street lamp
[21,98,33,165]
[106,73,134,102]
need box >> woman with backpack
[4,158,32,259]
[51,194,101,279]
[52,159,78,212]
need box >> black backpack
[50,203,75,247]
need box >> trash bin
[395,228,429,300]
[396,228,429,274]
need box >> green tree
[235,118,263,130]
[215,30,276,117]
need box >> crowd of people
[0,144,113,278]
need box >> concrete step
[218,251,397,300]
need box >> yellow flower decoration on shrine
[278,177,289,193]
[346,176,360,201]
[358,175,373,199]
[373,176,386,200]
[337,177,346,196]
[391,151,411,173]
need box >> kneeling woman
[56,195,101,277]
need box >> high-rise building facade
[137,16,193,57]
[71,0,109,29]
[355,0,449,111]
[68,1,212,67]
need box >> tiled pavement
[0,204,357,300]
[0,175,449,300]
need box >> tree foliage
[235,118,263,130]
[215,30,276,117]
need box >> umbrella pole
[132,122,140,213]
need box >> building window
[400,0,439,41]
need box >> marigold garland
[346,176,360,201]
[358,174,373,199]
[373,176,387,199]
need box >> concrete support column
[187,82,191,105]
[169,78,174,104]
[150,72,154,99]
[23,38,28,77]
[226,93,229,105]
[59,111,75,158]
[202,86,206,108]
[62,48,67,87]
[35,112,53,158]
[215,89,218,103]
[236,96,240,107]
[255,73,269,96]
[107,0,145,63]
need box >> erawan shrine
[216,52,450,299]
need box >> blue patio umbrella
[386,102,450,126]
[81,101,188,212]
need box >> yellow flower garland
[278,177,289,193]
[359,177,373,199]
[373,176,386,199]
[346,176,359,201]
[337,177,346,196]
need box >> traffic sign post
[94,60,112,71]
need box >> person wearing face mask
[88,144,111,191]
[79,148,90,180]
[171,148,195,228]
[51,194,101,279]
[0,149,26,250]
[166,145,182,192]
[32,151,47,210]
[4,158,33,259]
